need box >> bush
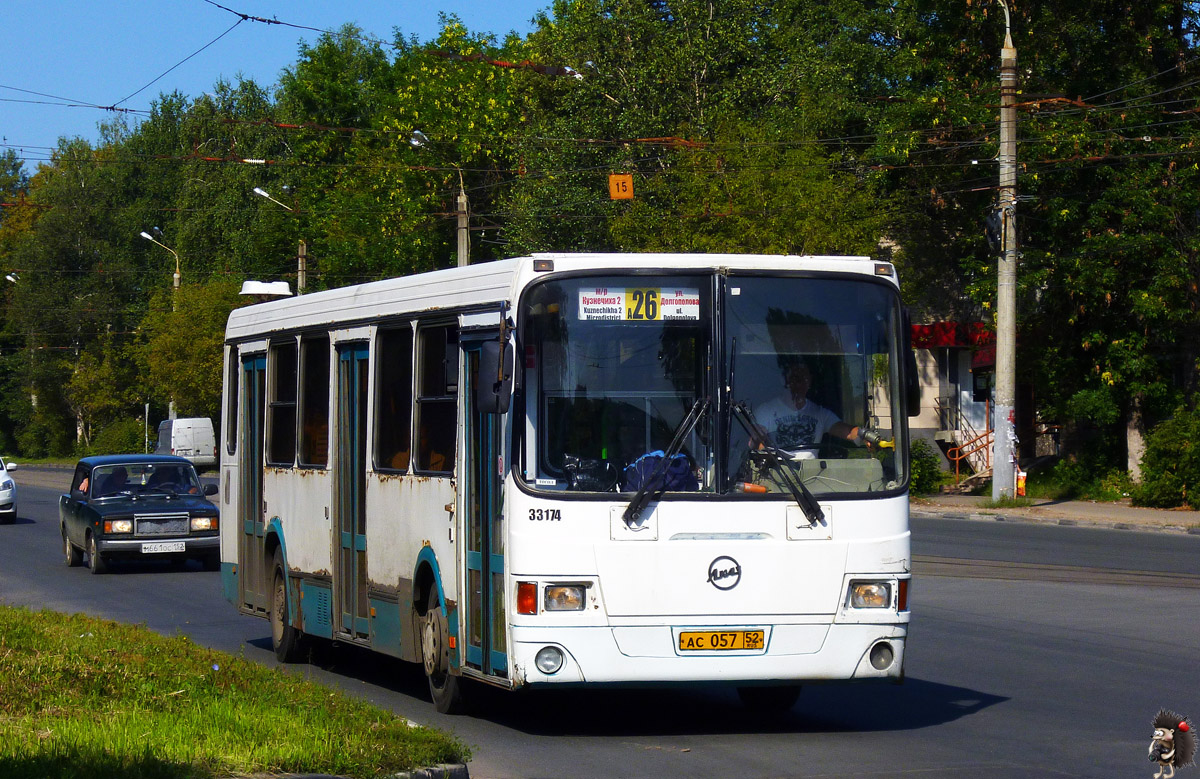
[85,418,146,456]
[1029,458,1131,502]
[17,410,73,458]
[1132,406,1200,509]
[909,438,946,495]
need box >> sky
[1,0,551,173]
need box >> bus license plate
[678,630,765,652]
[142,542,186,554]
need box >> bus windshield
[521,272,907,496]
[724,275,907,496]
[522,275,713,493]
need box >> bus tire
[737,685,801,712]
[270,549,304,663]
[422,591,465,714]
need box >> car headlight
[190,516,217,531]
[0,479,13,491]
[544,585,586,611]
[104,519,133,534]
[848,581,891,609]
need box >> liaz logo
[707,556,741,590]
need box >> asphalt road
[2,479,1198,778]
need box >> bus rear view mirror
[478,340,513,414]
[903,308,921,417]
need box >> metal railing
[938,396,994,485]
[946,427,993,485]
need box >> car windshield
[91,463,201,497]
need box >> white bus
[219,253,917,713]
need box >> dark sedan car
[60,454,219,574]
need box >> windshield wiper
[623,397,710,526]
[730,401,825,527]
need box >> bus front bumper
[509,622,906,687]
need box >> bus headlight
[535,646,564,674]
[104,519,133,534]
[544,585,586,611]
[848,581,891,609]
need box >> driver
[753,360,861,456]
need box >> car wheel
[87,533,108,575]
[270,549,304,663]
[422,590,466,714]
[736,685,801,712]
[63,527,82,567]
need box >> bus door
[464,342,508,678]
[335,344,370,639]
[239,354,267,613]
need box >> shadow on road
[467,677,1006,736]
[256,637,1006,735]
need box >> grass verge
[0,605,469,779]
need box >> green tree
[66,333,138,449]
[136,278,245,422]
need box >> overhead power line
[112,20,245,108]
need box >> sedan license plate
[142,541,186,554]
[678,630,765,652]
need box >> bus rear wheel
[270,549,304,663]
[737,685,801,712]
[421,591,465,714]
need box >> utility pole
[456,178,469,267]
[297,240,307,294]
[993,0,1018,500]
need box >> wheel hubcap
[423,611,443,677]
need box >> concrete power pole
[456,186,469,267]
[297,240,307,294]
[993,0,1019,500]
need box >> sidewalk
[913,493,1200,534]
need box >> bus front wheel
[270,549,304,663]
[421,591,465,714]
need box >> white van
[154,417,217,469]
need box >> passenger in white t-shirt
[753,361,860,456]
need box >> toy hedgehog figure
[1149,709,1196,779]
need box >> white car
[0,457,16,524]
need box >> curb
[910,508,1195,535]
[391,765,470,779]
[253,766,468,779]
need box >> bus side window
[298,335,330,467]
[416,324,458,473]
[268,340,298,466]
[375,325,414,471]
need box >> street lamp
[252,187,306,293]
[138,230,181,421]
[253,186,293,211]
[139,230,180,292]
